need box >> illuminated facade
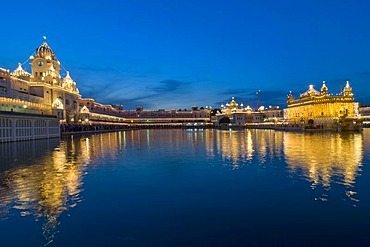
[215,97,283,126]
[0,38,213,139]
[78,98,211,127]
[359,106,370,125]
[287,81,361,130]
[0,38,83,142]
[0,37,80,122]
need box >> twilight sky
[1,0,370,110]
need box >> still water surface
[1,129,370,246]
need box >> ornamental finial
[43,36,47,42]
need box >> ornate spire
[62,71,79,93]
[320,81,328,95]
[12,62,30,77]
[287,90,295,102]
[343,81,353,96]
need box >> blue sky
[1,0,370,110]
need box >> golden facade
[287,81,361,129]
[1,38,212,128]
[0,37,81,123]
[216,97,283,126]
[79,98,211,126]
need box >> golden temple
[286,81,362,131]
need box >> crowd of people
[60,123,128,133]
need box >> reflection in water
[0,138,86,245]
[0,132,127,245]
[0,129,366,245]
[215,130,254,169]
[205,129,363,202]
[205,129,284,168]
[283,132,363,202]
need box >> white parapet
[0,112,60,143]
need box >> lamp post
[256,90,261,111]
[22,105,28,114]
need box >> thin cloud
[216,89,288,109]
[73,65,120,73]
[79,78,195,110]
[218,88,253,97]
[150,79,191,93]
[356,72,370,79]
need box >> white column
[31,118,35,140]
[11,118,16,142]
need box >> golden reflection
[0,131,127,245]
[0,129,367,244]
[209,129,284,168]
[284,132,363,201]
[214,130,253,168]
[0,140,87,244]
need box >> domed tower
[31,36,61,86]
[228,97,239,109]
[320,81,329,95]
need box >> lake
[0,129,370,247]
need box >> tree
[219,116,231,124]
[211,108,221,116]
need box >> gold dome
[35,36,57,61]
[300,85,320,99]
[229,97,238,109]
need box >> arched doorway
[219,116,231,125]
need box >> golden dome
[229,97,238,109]
[35,36,57,61]
[300,85,320,99]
